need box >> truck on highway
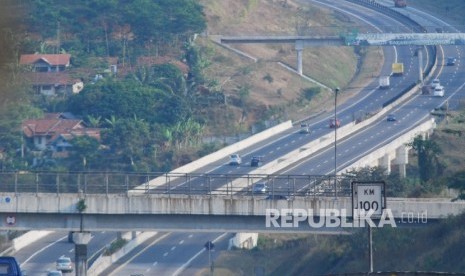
[379,76,390,89]
[392,63,404,76]
[394,0,407,8]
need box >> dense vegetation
[0,0,220,172]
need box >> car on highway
[0,256,23,276]
[431,78,440,88]
[329,118,341,128]
[387,114,397,122]
[47,270,63,276]
[299,123,310,134]
[265,194,288,200]
[250,156,263,167]
[56,256,73,273]
[433,86,445,97]
[229,154,242,165]
[446,56,456,66]
[252,182,269,194]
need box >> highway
[15,0,464,275]
[15,231,117,275]
[146,0,427,195]
[97,1,449,275]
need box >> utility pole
[334,87,340,199]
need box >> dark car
[252,183,269,194]
[446,57,456,66]
[329,118,341,128]
[250,156,262,167]
[387,114,397,122]
[0,256,23,276]
[265,194,288,200]
[299,123,310,134]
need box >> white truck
[379,76,390,89]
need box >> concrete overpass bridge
[219,32,465,75]
[0,172,463,233]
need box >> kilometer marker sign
[352,181,386,217]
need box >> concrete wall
[341,118,436,173]
[88,231,158,276]
[130,120,293,194]
[1,193,464,220]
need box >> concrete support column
[295,40,304,75]
[378,153,391,175]
[231,233,258,249]
[73,232,92,276]
[394,145,409,178]
[131,231,137,240]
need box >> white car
[431,78,440,88]
[229,154,242,165]
[433,86,444,97]
[56,256,73,273]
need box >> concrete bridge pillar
[73,232,92,276]
[394,145,409,178]
[295,40,304,75]
[230,233,258,249]
[378,153,391,175]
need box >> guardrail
[0,171,354,198]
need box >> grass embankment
[197,213,465,275]
[198,0,383,135]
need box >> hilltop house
[19,54,84,96]
[22,113,100,157]
[19,54,71,72]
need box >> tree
[101,117,152,169]
[447,171,465,200]
[407,135,443,182]
[67,135,101,170]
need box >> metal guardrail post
[56,174,60,195]
[105,173,109,195]
[292,176,296,198]
[127,175,131,194]
[208,176,212,196]
[14,171,18,194]
[35,173,39,195]
[84,174,88,194]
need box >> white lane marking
[179,240,184,245]
[163,252,168,257]
[108,232,171,276]
[172,233,228,276]
[171,246,176,251]
[23,233,67,265]
[188,234,193,238]
[153,262,158,266]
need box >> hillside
[197,0,383,135]
[199,213,465,275]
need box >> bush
[103,238,128,256]
[301,87,321,101]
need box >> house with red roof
[23,72,83,96]
[19,54,71,72]
[19,54,83,96]
[22,113,100,156]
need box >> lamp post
[334,87,340,199]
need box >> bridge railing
[0,171,354,198]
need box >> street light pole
[334,87,339,199]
